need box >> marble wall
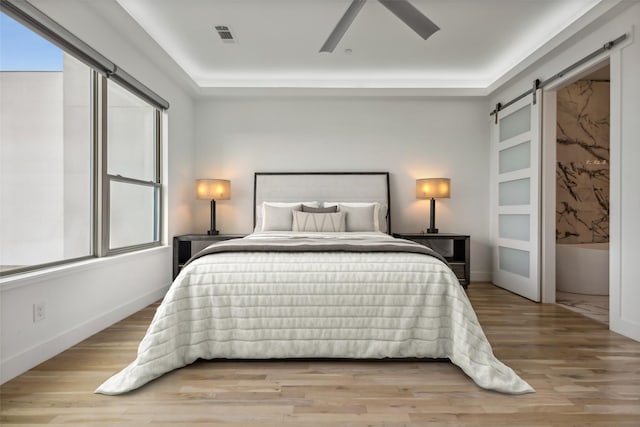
[556,80,610,243]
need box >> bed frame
[253,172,391,234]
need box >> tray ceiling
[115,0,609,91]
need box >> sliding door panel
[491,92,541,301]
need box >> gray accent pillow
[339,204,376,232]
[302,205,338,213]
[292,211,346,232]
[262,204,302,231]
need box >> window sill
[0,246,171,292]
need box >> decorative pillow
[302,205,338,213]
[257,201,319,231]
[339,205,376,232]
[323,202,383,232]
[262,204,302,231]
[292,211,346,232]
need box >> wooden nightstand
[173,234,246,279]
[393,233,470,288]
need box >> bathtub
[556,242,609,295]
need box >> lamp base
[208,199,219,236]
[427,198,439,234]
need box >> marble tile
[556,80,609,244]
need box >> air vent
[215,25,235,43]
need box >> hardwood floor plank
[2,282,639,425]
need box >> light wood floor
[2,282,639,426]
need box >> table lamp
[416,178,450,234]
[196,179,230,235]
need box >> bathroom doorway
[552,63,610,324]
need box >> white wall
[63,54,92,259]
[1,55,93,266]
[489,2,640,340]
[0,0,196,383]
[0,72,64,265]
[195,96,491,280]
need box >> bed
[96,172,533,395]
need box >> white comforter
[96,232,533,395]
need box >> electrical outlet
[33,303,46,322]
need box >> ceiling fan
[320,0,440,53]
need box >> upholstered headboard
[253,172,391,234]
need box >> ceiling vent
[215,25,235,43]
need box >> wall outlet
[33,303,46,322]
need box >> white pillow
[323,202,384,232]
[262,204,301,231]
[292,211,346,232]
[257,201,319,231]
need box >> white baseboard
[0,283,170,384]
[611,317,640,342]
[471,271,491,282]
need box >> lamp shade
[416,178,450,199]
[196,179,230,200]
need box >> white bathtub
[556,242,609,295]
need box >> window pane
[499,141,530,174]
[1,13,92,275]
[499,178,530,206]
[107,81,155,181]
[499,104,530,142]
[499,214,530,241]
[109,180,159,249]
[499,246,530,278]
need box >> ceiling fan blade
[320,0,367,53]
[378,0,440,40]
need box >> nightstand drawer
[409,238,454,257]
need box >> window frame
[98,75,162,256]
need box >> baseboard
[0,283,170,384]
[471,271,491,282]
[610,317,640,342]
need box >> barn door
[491,91,542,301]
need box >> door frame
[540,54,617,307]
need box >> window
[0,13,93,274]
[104,80,161,253]
[0,6,166,277]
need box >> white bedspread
[96,232,533,395]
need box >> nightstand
[173,234,246,279]
[393,233,470,288]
